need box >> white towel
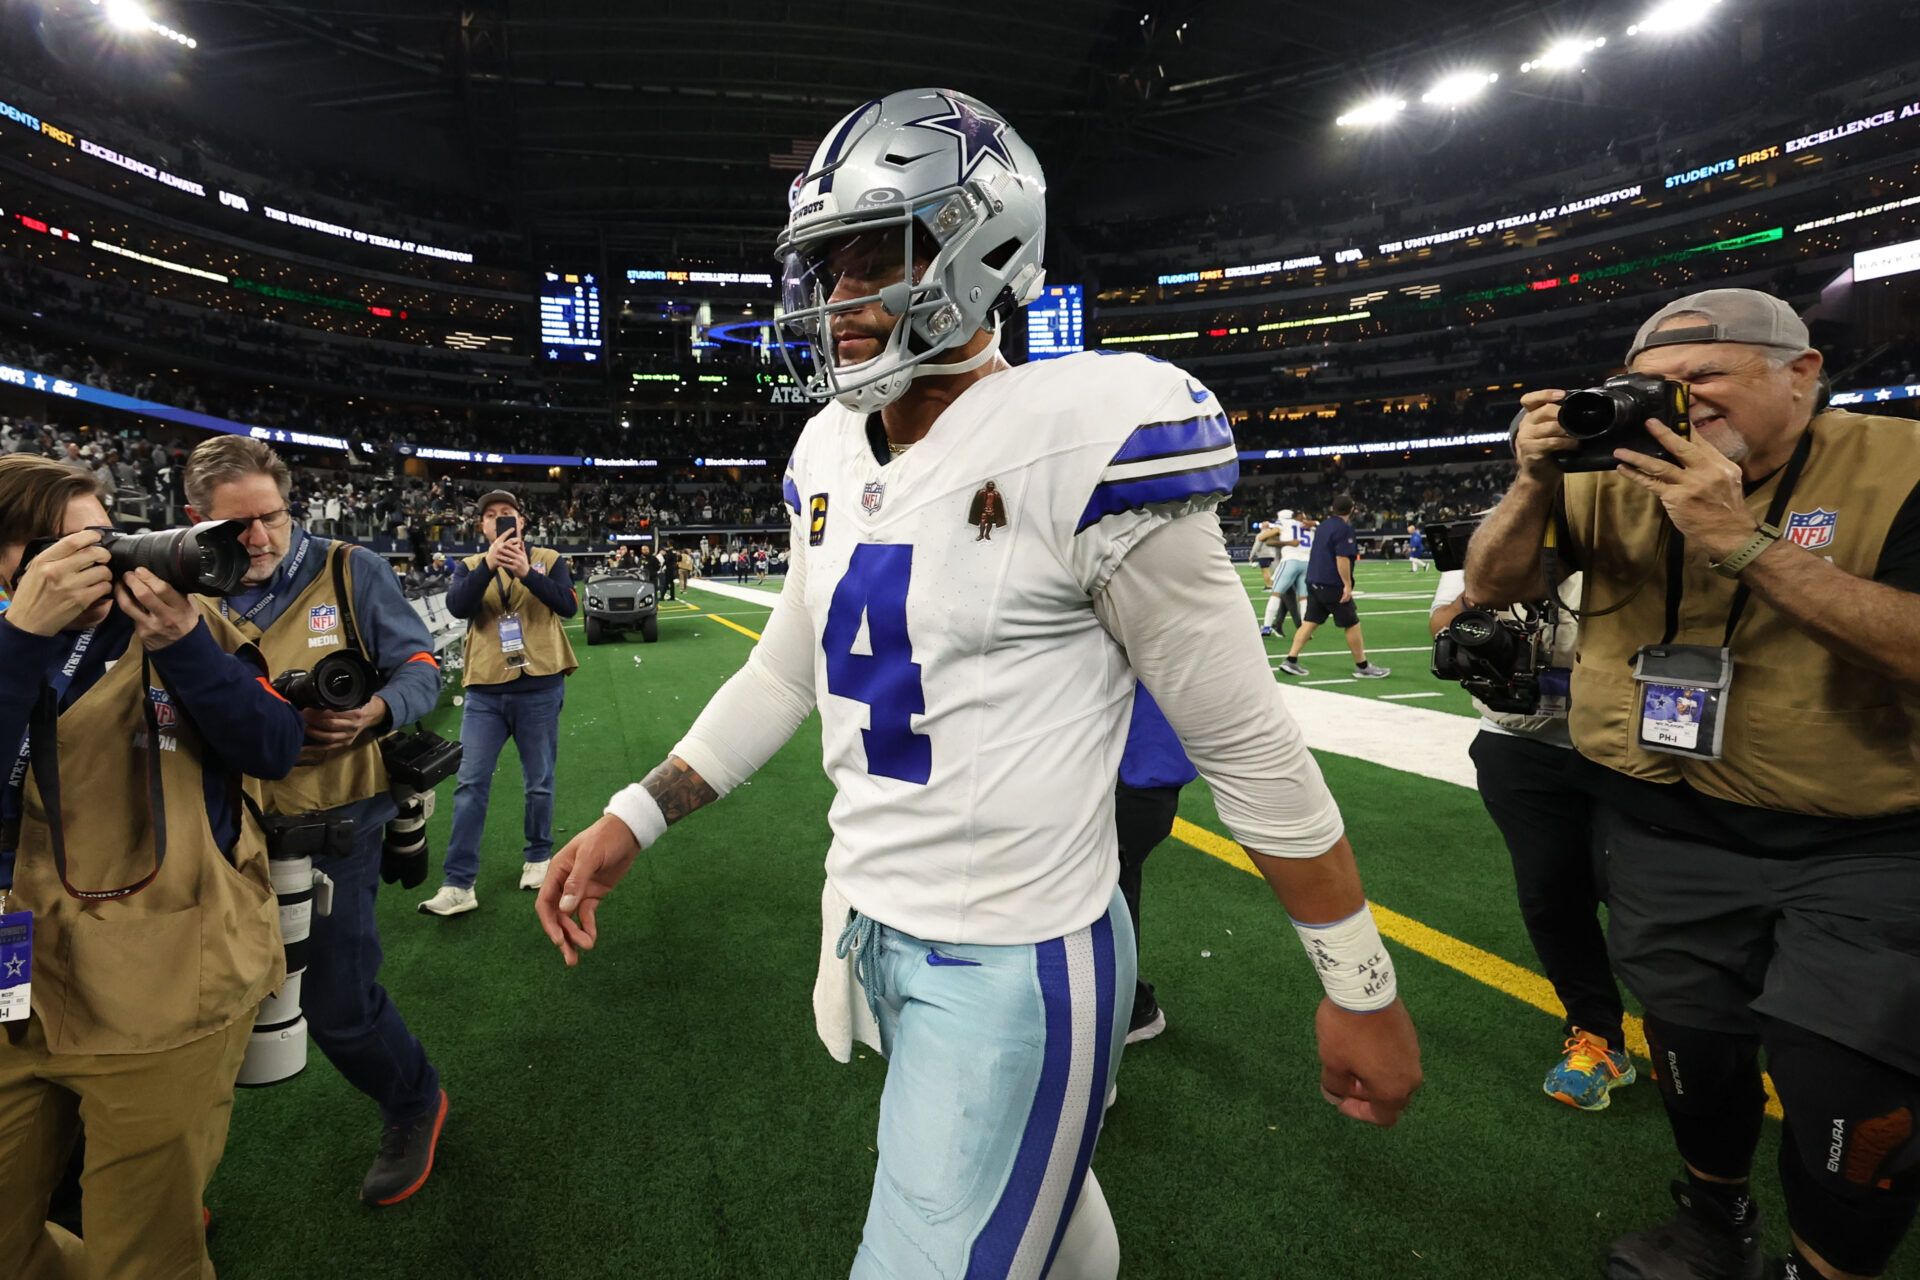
[813,878,883,1063]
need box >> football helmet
[775,89,1048,411]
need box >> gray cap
[475,489,521,516]
[1627,288,1811,364]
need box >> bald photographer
[1466,289,1920,1280]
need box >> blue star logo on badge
[4,956,22,978]
[907,94,1015,183]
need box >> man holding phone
[420,491,578,916]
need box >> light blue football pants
[845,887,1135,1280]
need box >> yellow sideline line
[679,609,1785,1118]
[1171,818,1783,1119]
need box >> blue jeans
[308,820,441,1124]
[849,888,1134,1279]
[442,681,565,889]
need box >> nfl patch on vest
[308,603,340,632]
[1785,508,1838,550]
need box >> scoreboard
[1025,284,1083,359]
[540,270,602,362]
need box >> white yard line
[1380,692,1444,701]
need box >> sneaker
[1126,1002,1168,1045]
[1544,1029,1636,1111]
[418,885,477,916]
[518,859,550,891]
[1260,625,1274,638]
[1353,664,1392,679]
[1278,658,1309,676]
[1606,1181,1764,1280]
[361,1089,449,1207]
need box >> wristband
[1709,523,1781,579]
[1292,905,1397,1013]
[604,783,668,850]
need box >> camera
[271,650,378,711]
[20,519,253,596]
[1422,518,1483,574]
[238,850,333,1087]
[1554,374,1691,472]
[378,727,462,888]
[1432,608,1544,715]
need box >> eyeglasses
[226,508,292,532]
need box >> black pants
[1116,781,1184,1019]
[1468,730,1625,1046]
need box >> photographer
[420,491,577,916]
[1431,568,1633,1112]
[0,455,303,1277]
[1465,289,1920,1280]
[183,437,448,1206]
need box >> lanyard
[1,627,100,892]
[221,531,312,628]
[1660,426,1814,648]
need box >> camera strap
[328,541,366,660]
[1659,428,1813,648]
[29,652,169,901]
[0,628,97,894]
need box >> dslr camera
[1553,374,1691,472]
[20,519,253,596]
[271,650,378,712]
[1431,606,1549,715]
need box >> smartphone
[496,515,518,539]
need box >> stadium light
[104,0,149,31]
[1522,35,1603,73]
[1628,0,1720,36]
[1335,96,1406,128]
[1421,70,1498,106]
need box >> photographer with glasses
[1466,289,1920,1280]
[0,454,303,1279]
[181,437,449,1206]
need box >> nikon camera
[19,519,253,596]
[1553,374,1691,472]
[1431,608,1545,715]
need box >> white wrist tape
[1292,905,1397,1013]
[604,783,668,851]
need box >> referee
[1278,495,1390,679]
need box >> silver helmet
[775,89,1048,412]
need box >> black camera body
[271,650,378,712]
[20,519,253,596]
[1554,374,1691,472]
[1432,608,1543,715]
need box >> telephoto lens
[271,650,378,712]
[238,855,332,1086]
[381,787,434,889]
[101,519,253,595]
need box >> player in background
[534,89,1421,1280]
[1250,513,1278,591]
[1278,494,1391,679]
[1406,523,1427,573]
[1257,508,1311,638]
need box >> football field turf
[209,561,1915,1278]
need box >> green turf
[204,564,1915,1278]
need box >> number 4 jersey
[782,350,1239,944]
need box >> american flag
[768,138,817,173]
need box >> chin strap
[908,318,1003,382]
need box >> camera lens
[1448,611,1516,666]
[1557,388,1630,439]
[103,520,252,596]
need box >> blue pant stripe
[964,936,1072,1280]
[1040,911,1116,1277]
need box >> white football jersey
[1279,518,1312,563]
[781,351,1237,944]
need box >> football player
[1257,508,1312,637]
[536,89,1422,1279]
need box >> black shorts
[1303,582,1359,628]
[1597,804,1920,1073]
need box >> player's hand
[1315,996,1423,1128]
[116,568,201,651]
[1339,584,1354,604]
[1513,389,1579,484]
[1614,419,1757,561]
[4,530,112,635]
[536,813,643,966]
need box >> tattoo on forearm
[641,756,719,825]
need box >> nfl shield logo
[1785,508,1837,551]
[308,604,339,632]
[861,481,885,515]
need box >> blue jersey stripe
[1040,911,1118,1278]
[965,936,1073,1279]
[782,474,801,515]
[1074,458,1241,533]
[1107,413,1232,465]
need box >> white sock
[1263,595,1283,628]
